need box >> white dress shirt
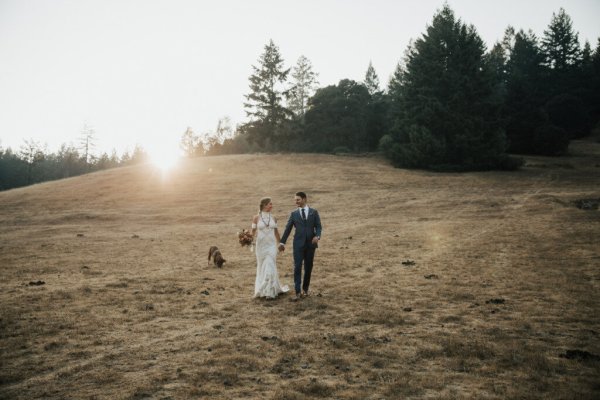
[299,206,309,219]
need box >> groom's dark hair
[296,191,307,199]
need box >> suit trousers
[293,243,315,294]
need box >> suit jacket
[280,207,322,250]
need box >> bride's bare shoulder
[252,215,259,223]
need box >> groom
[279,192,322,301]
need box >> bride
[252,197,289,299]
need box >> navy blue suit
[280,207,322,295]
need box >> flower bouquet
[238,229,253,247]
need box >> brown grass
[1,139,599,399]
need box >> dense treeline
[0,143,148,191]
[3,6,599,191]
[214,6,599,170]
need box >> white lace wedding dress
[253,213,289,298]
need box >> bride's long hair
[259,197,272,212]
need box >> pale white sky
[1,0,599,157]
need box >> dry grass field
[1,140,599,399]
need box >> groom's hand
[311,237,319,245]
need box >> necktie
[301,208,306,221]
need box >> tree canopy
[384,5,509,170]
[243,40,292,149]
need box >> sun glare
[147,144,181,172]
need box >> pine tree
[386,5,508,170]
[589,39,600,126]
[363,61,381,95]
[593,38,600,64]
[501,26,516,56]
[387,62,405,98]
[243,40,291,148]
[541,8,590,139]
[541,8,581,71]
[486,42,509,126]
[487,42,508,88]
[362,62,388,151]
[386,62,407,122]
[503,30,553,154]
[575,40,599,130]
[19,139,44,184]
[581,41,592,65]
[0,147,28,190]
[379,62,407,155]
[287,55,319,120]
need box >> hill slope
[1,146,599,399]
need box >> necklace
[260,212,271,227]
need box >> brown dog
[208,246,226,268]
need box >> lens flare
[147,143,181,172]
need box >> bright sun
[147,143,181,172]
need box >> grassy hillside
[1,142,599,399]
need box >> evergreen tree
[383,62,407,149]
[574,40,600,132]
[0,141,153,191]
[129,145,149,165]
[541,8,581,71]
[0,147,27,190]
[362,62,388,151]
[588,39,600,126]
[487,42,508,89]
[501,26,516,56]
[365,94,389,151]
[581,41,592,65]
[386,5,509,170]
[95,151,120,171]
[287,55,319,120]
[57,144,85,178]
[363,61,381,95]
[243,40,291,148]
[486,41,509,130]
[19,139,45,184]
[541,8,589,139]
[503,30,553,154]
[387,62,405,99]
